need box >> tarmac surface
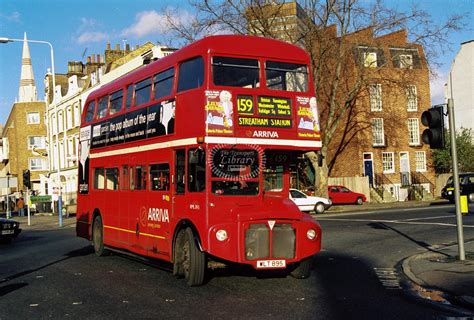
[2,199,473,314]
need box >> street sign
[30,195,52,203]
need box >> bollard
[460,195,468,215]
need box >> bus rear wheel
[92,215,109,257]
[175,228,206,286]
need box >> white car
[289,188,332,214]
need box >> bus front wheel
[92,215,109,257]
[175,228,206,286]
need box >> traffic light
[421,106,444,149]
[23,169,31,189]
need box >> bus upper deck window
[177,57,204,92]
[135,78,152,106]
[125,85,134,110]
[154,67,175,100]
[109,89,123,115]
[96,96,109,119]
[84,101,96,123]
[265,61,308,92]
[212,57,259,88]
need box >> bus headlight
[216,229,228,241]
[306,229,317,240]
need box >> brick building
[1,33,48,198]
[323,28,435,201]
[249,2,435,201]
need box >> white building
[44,43,175,210]
[446,40,474,132]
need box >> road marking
[316,217,474,228]
[319,205,453,218]
[401,215,456,221]
[374,267,402,290]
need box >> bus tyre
[176,228,206,286]
[290,257,312,279]
[92,215,109,257]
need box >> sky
[0,0,472,125]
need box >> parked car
[289,188,332,214]
[328,185,366,205]
[0,218,21,244]
[441,172,474,203]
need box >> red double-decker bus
[77,35,322,286]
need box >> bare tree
[164,0,466,196]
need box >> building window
[390,48,420,69]
[364,52,378,68]
[408,118,420,145]
[415,151,426,172]
[74,104,81,127]
[51,114,57,135]
[58,111,64,132]
[66,106,73,129]
[27,112,40,124]
[372,118,385,146]
[382,152,395,173]
[29,158,48,171]
[369,84,382,111]
[28,136,46,149]
[407,85,418,111]
[399,54,413,69]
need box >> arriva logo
[252,130,279,138]
[148,208,170,223]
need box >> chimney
[97,54,101,64]
[126,44,130,51]
[91,55,95,63]
[87,56,91,64]
[106,42,111,50]
[115,44,120,50]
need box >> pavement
[2,199,474,314]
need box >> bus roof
[86,35,310,100]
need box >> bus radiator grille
[245,223,295,260]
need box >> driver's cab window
[264,165,284,192]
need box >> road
[0,204,473,319]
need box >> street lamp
[0,35,63,227]
[6,172,11,219]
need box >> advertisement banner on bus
[205,90,234,135]
[297,96,320,138]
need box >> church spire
[18,32,37,102]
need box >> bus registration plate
[1,230,14,235]
[256,260,286,269]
